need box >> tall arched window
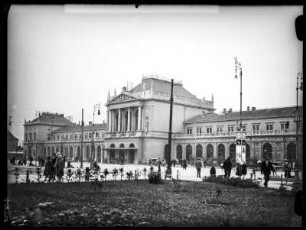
[69,146,73,159]
[176,145,182,160]
[287,142,296,161]
[218,144,225,159]
[110,144,115,160]
[263,143,272,159]
[97,146,102,162]
[246,144,250,161]
[229,144,236,159]
[206,144,213,158]
[186,145,192,162]
[196,144,203,158]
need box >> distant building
[7,130,23,160]
[175,106,303,165]
[23,112,107,161]
[7,130,18,152]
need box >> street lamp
[234,57,243,131]
[90,103,101,169]
[295,71,303,169]
[234,57,245,173]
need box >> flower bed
[203,176,260,188]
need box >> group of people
[43,152,66,182]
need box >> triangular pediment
[108,92,138,104]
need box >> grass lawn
[7,180,301,227]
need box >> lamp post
[234,57,245,171]
[166,79,174,179]
[234,57,243,131]
[81,109,84,168]
[90,103,101,169]
[295,71,303,170]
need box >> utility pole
[166,79,174,179]
[80,109,84,168]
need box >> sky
[7,5,303,145]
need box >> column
[108,110,112,132]
[127,107,130,132]
[137,106,141,130]
[118,109,121,132]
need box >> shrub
[148,171,163,184]
[112,168,118,181]
[203,175,259,188]
[126,171,133,180]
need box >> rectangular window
[186,128,193,135]
[281,122,289,130]
[96,132,99,138]
[25,133,28,142]
[29,133,32,141]
[228,126,234,133]
[206,127,212,134]
[217,126,223,133]
[242,125,246,132]
[253,124,260,134]
[57,135,60,140]
[34,133,36,141]
[266,124,273,133]
[196,127,202,135]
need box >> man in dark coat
[195,159,202,178]
[261,156,275,187]
[223,157,232,178]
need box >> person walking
[195,159,202,178]
[223,157,232,178]
[284,162,292,178]
[261,156,275,187]
[158,158,162,173]
[241,162,247,179]
[210,165,216,177]
[182,159,187,170]
[55,153,65,182]
[44,156,52,182]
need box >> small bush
[203,175,259,188]
[148,171,162,184]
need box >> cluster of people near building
[43,152,66,182]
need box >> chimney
[223,108,226,114]
[252,107,256,111]
[247,106,250,112]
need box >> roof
[7,130,18,141]
[184,106,302,124]
[24,112,76,127]
[52,123,108,134]
[108,77,215,110]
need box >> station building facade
[23,112,108,162]
[174,106,303,166]
[104,76,215,164]
[23,77,302,166]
